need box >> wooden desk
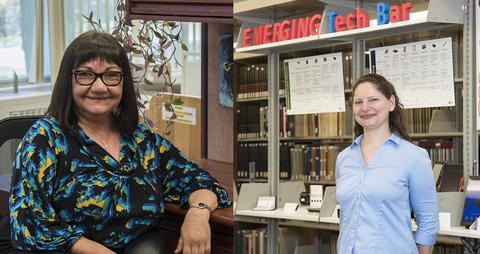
[157,159,233,253]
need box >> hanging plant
[84,0,188,136]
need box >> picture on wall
[219,34,233,108]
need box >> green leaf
[147,54,154,63]
[181,43,189,51]
[153,30,162,38]
[144,78,154,86]
[171,98,184,105]
[162,41,172,49]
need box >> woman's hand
[174,208,211,254]
[70,237,116,254]
[416,243,434,254]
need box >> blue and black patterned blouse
[9,116,231,251]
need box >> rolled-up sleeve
[154,134,231,209]
[409,149,439,245]
[9,122,83,251]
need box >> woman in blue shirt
[335,74,439,254]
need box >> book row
[236,103,352,139]
[405,107,455,134]
[236,63,285,100]
[236,228,268,254]
[236,140,457,181]
[413,140,456,164]
[236,142,342,181]
[237,104,456,140]
[236,227,319,254]
[236,227,463,254]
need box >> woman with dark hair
[8,30,230,254]
[335,74,439,254]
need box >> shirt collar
[351,133,401,148]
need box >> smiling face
[353,81,395,133]
[72,58,123,122]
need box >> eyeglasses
[72,70,124,86]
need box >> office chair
[0,115,42,219]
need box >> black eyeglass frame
[72,70,124,86]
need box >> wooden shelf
[127,0,233,23]
[234,52,266,61]
[237,135,353,142]
[410,132,463,138]
[303,180,335,185]
[237,89,354,102]
[236,179,335,185]
[234,215,268,224]
[237,95,271,102]
[237,179,268,183]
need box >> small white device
[309,185,323,208]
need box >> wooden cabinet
[126,0,233,23]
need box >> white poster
[370,38,455,109]
[162,104,197,126]
[284,52,346,115]
[477,0,480,130]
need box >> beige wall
[207,23,233,163]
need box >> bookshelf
[234,0,477,253]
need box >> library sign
[242,2,414,47]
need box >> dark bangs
[72,34,125,70]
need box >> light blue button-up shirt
[335,134,439,254]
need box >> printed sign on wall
[370,37,455,109]
[284,52,345,115]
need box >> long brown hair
[352,74,409,140]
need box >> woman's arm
[409,149,439,249]
[174,189,218,254]
[152,133,230,254]
[154,134,231,209]
[70,237,116,254]
[416,243,434,254]
[10,119,85,251]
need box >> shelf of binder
[235,0,463,54]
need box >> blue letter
[326,11,338,33]
[377,3,390,25]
